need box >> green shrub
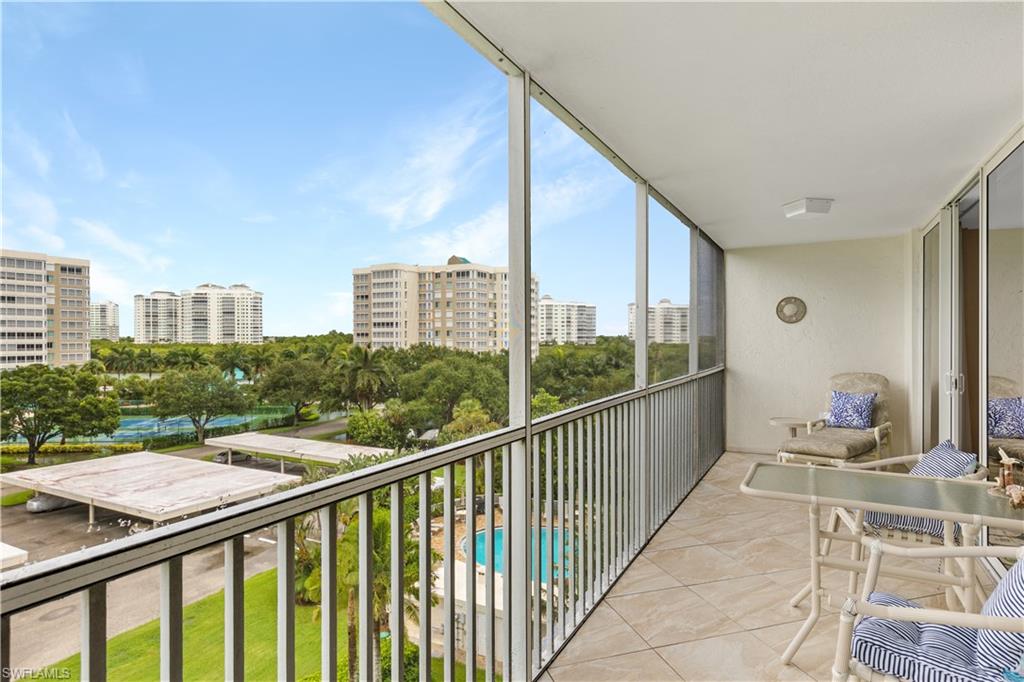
[346,409,401,448]
[297,638,418,682]
[0,442,143,455]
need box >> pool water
[465,528,573,583]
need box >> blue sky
[2,2,690,337]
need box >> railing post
[320,505,338,682]
[160,557,183,682]
[389,483,404,682]
[358,493,373,682]
[1,614,11,682]
[277,519,295,682]
[80,584,106,682]
[508,67,532,681]
[224,536,245,682]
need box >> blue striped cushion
[909,440,977,478]
[863,440,976,540]
[852,592,1004,682]
[976,560,1024,674]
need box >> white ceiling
[452,2,1024,249]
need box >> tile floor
[541,451,985,681]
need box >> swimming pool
[465,528,573,583]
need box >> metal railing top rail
[0,364,725,616]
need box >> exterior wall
[725,235,910,456]
[354,258,539,356]
[538,296,597,345]
[0,249,90,368]
[628,299,689,343]
[89,301,120,342]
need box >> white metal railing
[0,366,724,681]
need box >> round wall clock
[776,296,807,324]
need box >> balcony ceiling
[452,2,1024,249]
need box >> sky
[2,2,690,338]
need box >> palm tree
[343,346,388,411]
[246,345,276,381]
[104,345,137,378]
[213,344,249,381]
[166,347,208,370]
[135,347,159,378]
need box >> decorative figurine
[997,448,1021,490]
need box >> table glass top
[744,463,1024,527]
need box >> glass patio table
[739,462,1024,664]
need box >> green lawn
[152,442,206,454]
[45,568,484,681]
[0,490,33,507]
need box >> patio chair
[990,375,1024,460]
[790,440,990,612]
[777,372,893,466]
[831,540,1024,682]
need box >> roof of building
[205,432,392,465]
[0,451,299,522]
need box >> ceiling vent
[783,197,833,218]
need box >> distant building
[628,298,689,344]
[134,291,180,344]
[538,295,597,345]
[353,256,539,356]
[0,249,91,369]
[89,301,120,342]
[134,284,263,344]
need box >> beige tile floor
[542,451,984,682]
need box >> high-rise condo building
[134,291,180,344]
[628,298,689,344]
[353,256,539,356]
[133,284,263,344]
[0,249,91,369]
[538,295,597,345]
[89,301,120,342]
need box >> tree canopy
[148,367,251,442]
[0,365,120,463]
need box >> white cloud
[415,204,508,265]
[533,166,620,228]
[62,110,106,181]
[116,170,142,190]
[241,213,277,224]
[24,225,65,251]
[89,260,134,308]
[301,90,504,231]
[5,187,63,249]
[73,217,172,271]
[8,123,51,178]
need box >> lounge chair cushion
[851,592,1002,682]
[976,560,1024,675]
[780,428,877,459]
[827,390,877,429]
[864,440,974,540]
[988,397,1024,439]
[990,437,1024,460]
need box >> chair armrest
[837,454,923,470]
[849,598,1024,632]
[807,419,826,434]
[872,421,892,447]
[860,537,1024,561]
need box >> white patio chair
[831,541,1024,682]
[791,441,990,612]
[778,372,893,467]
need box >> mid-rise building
[538,295,597,345]
[0,249,91,369]
[628,298,689,344]
[353,256,538,356]
[89,301,120,342]
[133,284,263,344]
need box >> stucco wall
[725,236,910,455]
